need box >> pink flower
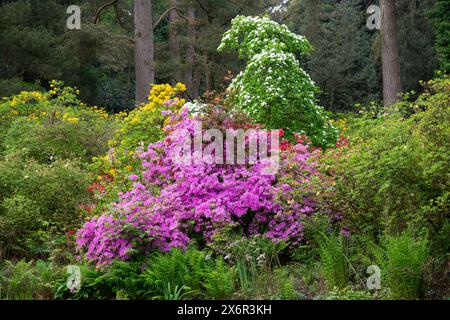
[77,108,325,267]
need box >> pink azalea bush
[77,107,323,267]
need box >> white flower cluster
[218,16,338,148]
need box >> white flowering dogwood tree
[218,16,338,148]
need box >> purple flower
[341,226,350,238]
[77,109,326,267]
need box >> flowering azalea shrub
[77,106,326,267]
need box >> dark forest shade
[0,0,442,112]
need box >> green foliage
[0,82,115,162]
[291,213,330,264]
[325,75,450,240]
[367,233,430,300]
[285,0,438,111]
[0,158,91,260]
[0,83,113,260]
[208,234,299,299]
[322,286,373,300]
[272,268,299,300]
[0,0,134,111]
[55,249,236,301]
[397,0,439,92]
[55,261,154,300]
[318,234,348,290]
[54,263,114,300]
[202,258,236,300]
[2,106,114,164]
[218,16,338,148]
[0,260,63,300]
[235,260,299,300]
[158,283,194,301]
[0,79,44,98]
[142,248,235,300]
[429,0,450,71]
[214,234,288,268]
[287,0,380,112]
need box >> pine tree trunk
[193,68,201,99]
[205,56,213,91]
[135,0,154,104]
[169,0,182,83]
[380,0,402,108]
[184,6,197,98]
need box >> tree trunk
[380,0,402,108]
[193,67,201,99]
[169,0,182,83]
[204,55,213,91]
[135,0,154,104]
[184,6,197,98]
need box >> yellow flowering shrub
[1,81,187,217]
[91,83,186,186]
[0,81,116,162]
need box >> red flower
[280,139,290,151]
[80,203,96,214]
[87,182,106,195]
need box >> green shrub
[325,75,450,242]
[54,263,114,300]
[210,235,300,300]
[0,195,43,259]
[0,83,111,261]
[292,213,330,264]
[203,258,236,300]
[235,260,299,300]
[0,158,91,260]
[272,268,299,300]
[0,78,44,98]
[2,105,114,164]
[55,250,236,301]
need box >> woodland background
[0,0,447,111]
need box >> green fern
[365,233,430,299]
[203,259,235,299]
[141,247,235,300]
[318,233,348,289]
[0,260,61,300]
